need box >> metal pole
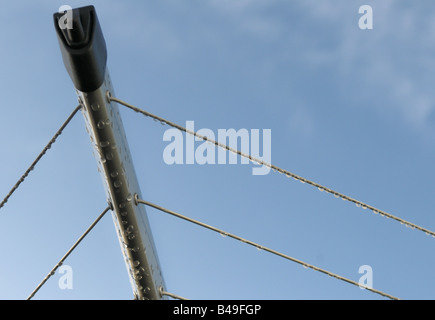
[53,5,166,300]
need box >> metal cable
[135,196,399,300]
[27,205,111,300]
[159,287,189,300]
[0,105,82,211]
[109,95,435,239]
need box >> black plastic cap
[54,6,107,92]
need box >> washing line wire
[135,196,399,301]
[109,94,435,239]
[0,105,82,211]
[27,205,110,300]
[159,287,189,301]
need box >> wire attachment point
[106,90,112,103]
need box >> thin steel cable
[109,95,435,239]
[159,287,189,300]
[0,105,82,211]
[27,206,111,300]
[136,197,399,300]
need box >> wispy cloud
[297,1,435,133]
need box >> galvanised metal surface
[77,74,166,300]
[54,5,166,300]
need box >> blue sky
[0,0,435,300]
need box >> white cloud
[296,1,435,133]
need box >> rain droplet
[128,234,136,240]
[318,188,324,192]
[362,206,368,210]
[126,194,133,202]
[91,103,100,111]
[303,264,309,269]
[355,203,361,208]
[114,180,122,188]
[100,141,110,148]
[133,260,140,267]
[97,120,106,129]
[334,194,339,198]
[126,225,134,233]
[220,233,228,238]
[106,152,114,161]
[110,171,119,178]
[120,211,128,217]
[119,202,126,209]
[136,275,143,280]
[256,246,263,251]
